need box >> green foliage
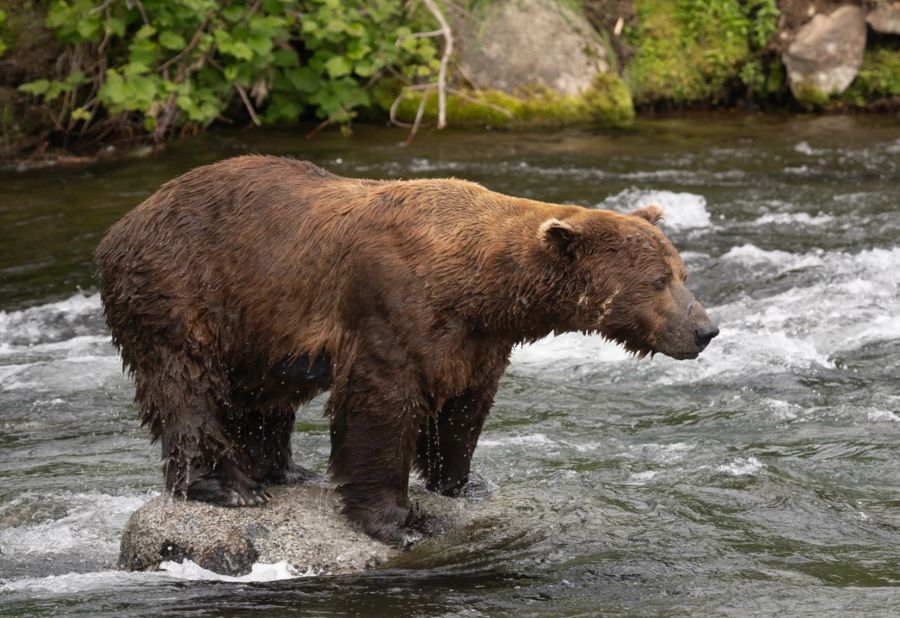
[843,43,900,105]
[0,8,6,56]
[17,0,439,139]
[626,0,780,105]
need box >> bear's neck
[465,232,585,344]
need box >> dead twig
[158,17,210,73]
[421,0,452,129]
[395,29,443,45]
[305,117,334,139]
[447,87,514,118]
[404,89,430,146]
[234,82,262,126]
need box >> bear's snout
[694,323,719,349]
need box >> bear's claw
[185,473,272,507]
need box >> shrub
[15,0,440,142]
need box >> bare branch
[305,117,334,139]
[447,87,514,117]
[158,17,210,72]
[234,82,262,126]
[404,89,430,145]
[421,0,453,129]
[390,88,415,128]
[395,29,443,46]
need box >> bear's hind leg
[135,344,270,506]
[225,403,322,485]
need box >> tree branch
[234,82,262,126]
[421,0,453,130]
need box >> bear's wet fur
[96,156,717,544]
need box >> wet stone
[118,483,468,577]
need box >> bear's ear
[632,203,664,226]
[538,218,581,259]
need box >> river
[2,115,900,616]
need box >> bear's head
[540,204,718,359]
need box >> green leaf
[159,31,186,50]
[287,67,318,92]
[246,34,273,56]
[64,71,86,86]
[105,17,126,37]
[18,79,50,96]
[346,22,365,37]
[326,19,346,33]
[222,5,244,22]
[71,107,91,121]
[75,16,101,41]
[273,48,299,67]
[129,39,160,66]
[354,60,374,77]
[123,62,151,77]
[324,56,351,78]
[100,70,125,104]
[221,40,253,61]
[135,24,157,39]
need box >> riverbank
[1,0,898,164]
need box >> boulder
[783,5,867,99]
[456,0,610,96]
[866,0,900,34]
[119,482,469,577]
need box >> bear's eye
[652,274,670,290]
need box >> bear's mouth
[667,350,700,360]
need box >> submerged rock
[119,483,467,577]
[783,5,867,102]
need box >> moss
[792,83,830,110]
[625,0,778,106]
[843,42,900,105]
[374,73,634,128]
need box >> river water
[1,116,899,616]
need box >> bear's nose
[694,324,720,348]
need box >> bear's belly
[235,351,332,408]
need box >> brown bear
[96,155,718,544]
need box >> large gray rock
[119,483,470,577]
[783,5,867,97]
[866,0,900,34]
[457,0,609,96]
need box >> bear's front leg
[416,356,508,498]
[416,384,499,498]
[326,366,430,545]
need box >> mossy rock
[374,74,635,129]
[792,83,830,110]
